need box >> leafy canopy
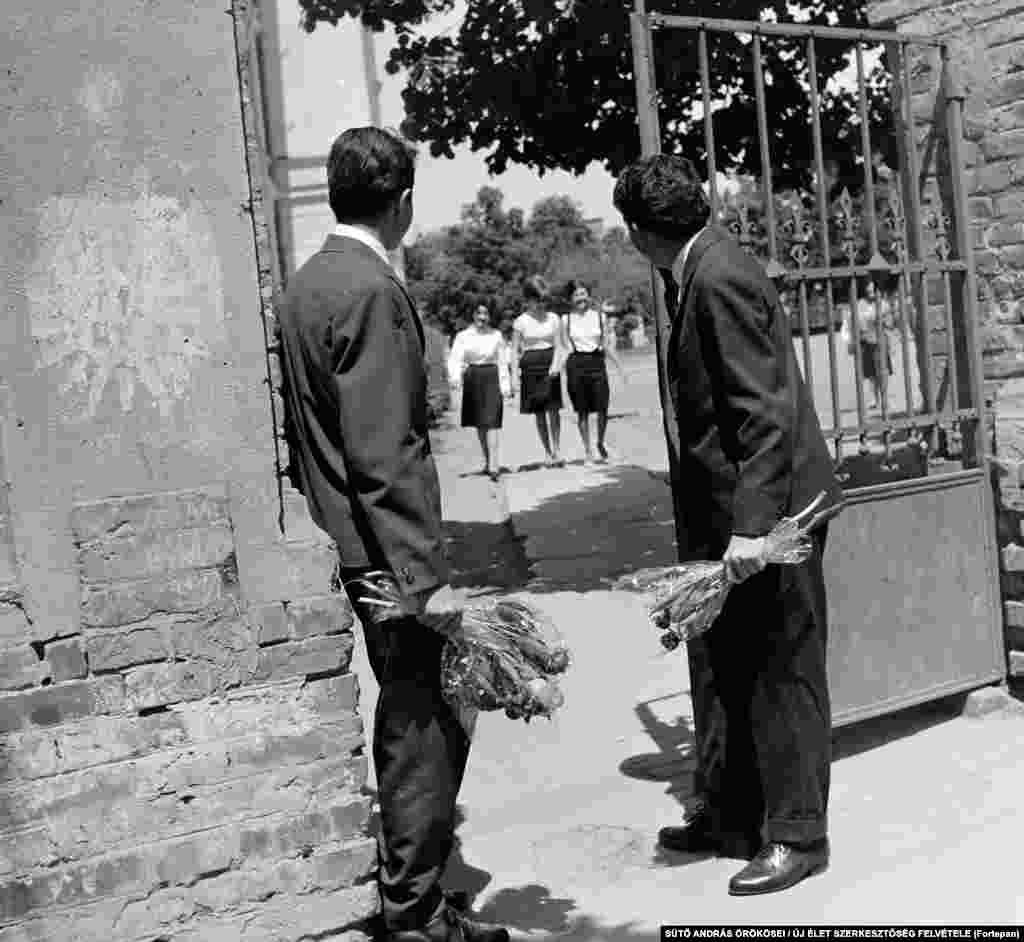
[298,0,894,189]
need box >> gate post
[629,2,683,520]
[941,51,988,467]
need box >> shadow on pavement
[475,884,576,934]
[442,806,579,936]
[504,465,677,594]
[443,519,533,593]
[619,694,698,813]
[831,695,963,762]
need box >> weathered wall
[868,0,1024,679]
[0,1,376,938]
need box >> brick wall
[869,0,1024,682]
[0,1,376,939]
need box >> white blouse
[513,311,561,351]
[562,307,607,354]
[447,327,511,394]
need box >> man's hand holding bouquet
[343,575,571,731]
[615,492,843,651]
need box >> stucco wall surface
[0,2,374,938]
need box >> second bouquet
[614,492,843,651]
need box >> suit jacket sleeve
[696,257,794,538]
[330,281,448,596]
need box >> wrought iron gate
[629,3,1005,724]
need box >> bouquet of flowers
[614,492,842,651]
[343,573,570,725]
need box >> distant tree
[543,226,655,324]
[405,187,536,335]
[406,187,655,335]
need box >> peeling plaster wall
[0,2,373,938]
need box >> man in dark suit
[276,127,508,942]
[613,155,844,896]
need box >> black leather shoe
[727,839,829,896]
[387,905,510,942]
[658,811,760,860]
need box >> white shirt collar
[671,226,706,287]
[334,223,392,268]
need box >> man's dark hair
[613,155,710,242]
[327,127,416,224]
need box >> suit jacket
[661,226,843,560]
[276,234,449,595]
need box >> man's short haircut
[327,126,416,224]
[522,274,550,302]
[613,154,710,243]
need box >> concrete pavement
[351,351,1024,936]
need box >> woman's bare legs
[576,412,593,462]
[547,407,562,465]
[474,427,491,473]
[534,413,553,462]
[487,428,501,476]
[596,410,609,461]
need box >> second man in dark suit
[613,154,844,896]
[276,127,508,942]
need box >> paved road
[350,350,1024,936]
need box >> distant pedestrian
[511,275,566,467]
[848,278,892,412]
[561,284,623,463]
[448,304,512,480]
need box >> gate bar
[698,30,718,220]
[751,34,782,275]
[777,260,967,279]
[646,13,945,47]
[806,36,843,451]
[882,50,917,425]
[855,44,891,426]
[855,45,884,265]
[902,45,937,452]
[629,2,685,489]
[822,405,979,441]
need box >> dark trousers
[686,528,831,845]
[341,569,471,932]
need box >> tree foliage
[299,0,897,188]
[405,187,654,336]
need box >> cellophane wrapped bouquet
[342,574,570,725]
[614,492,841,651]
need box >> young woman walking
[561,284,623,463]
[448,304,512,479]
[511,275,566,467]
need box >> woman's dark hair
[856,275,882,299]
[327,127,416,224]
[522,274,550,302]
[613,155,710,242]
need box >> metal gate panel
[826,471,1004,726]
[628,3,1007,720]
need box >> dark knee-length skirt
[461,363,503,429]
[519,348,563,414]
[859,340,892,382]
[566,351,610,414]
